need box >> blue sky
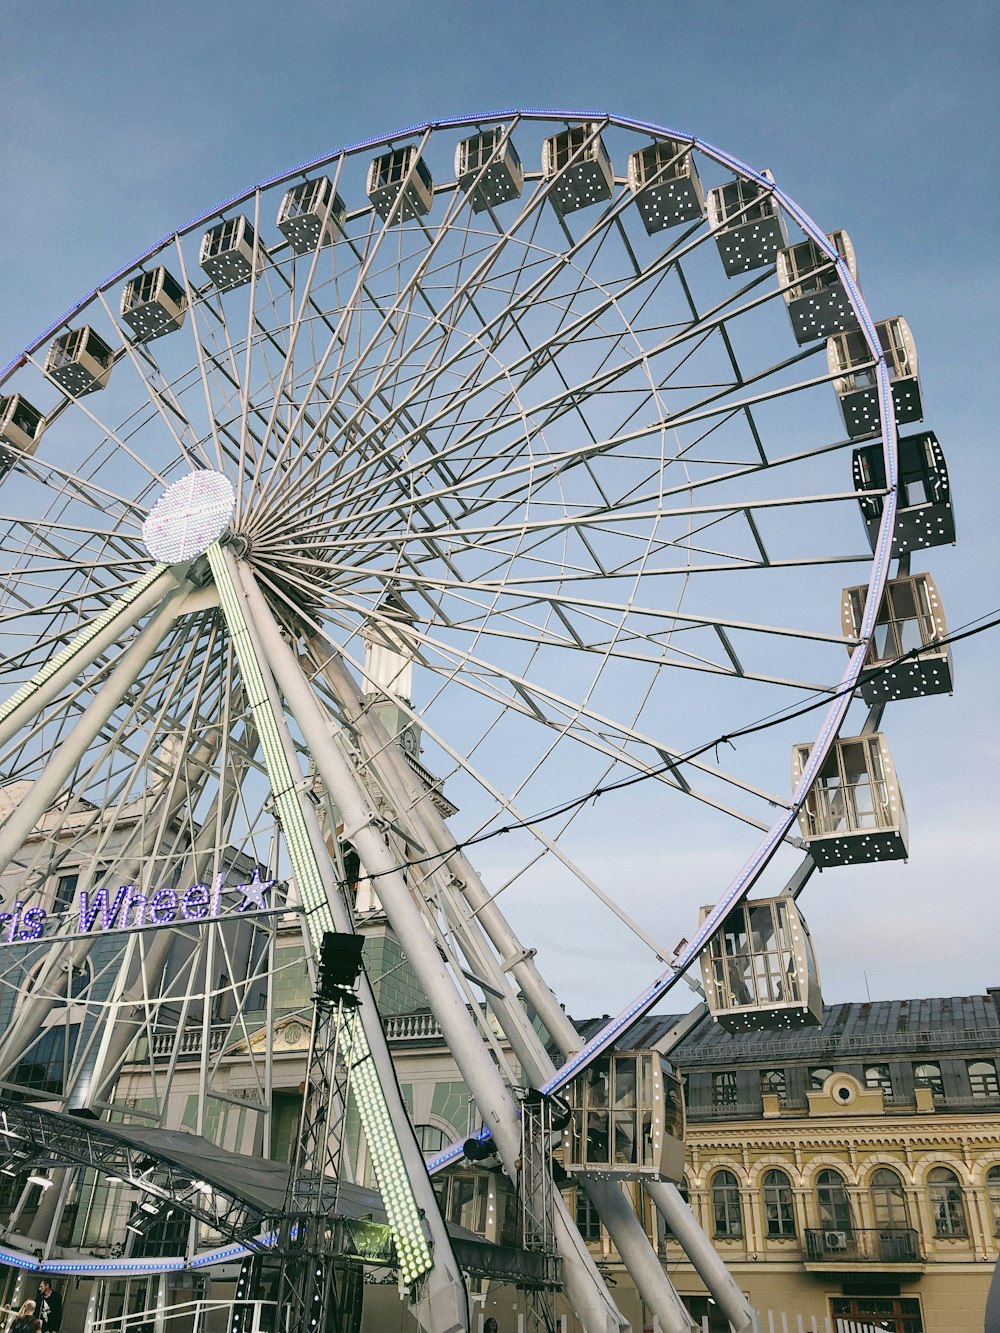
[0,1,997,1007]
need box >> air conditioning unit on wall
[824,1230,848,1250]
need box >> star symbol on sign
[236,869,274,912]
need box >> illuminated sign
[0,869,273,945]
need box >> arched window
[712,1071,738,1107]
[987,1166,1000,1239]
[816,1168,853,1233]
[863,1064,893,1101]
[762,1169,795,1237]
[413,1124,449,1157]
[913,1062,944,1102]
[711,1170,743,1239]
[760,1069,785,1100]
[968,1060,999,1100]
[809,1066,833,1091]
[870,1168,908,1228]
[927,1167,967,1237]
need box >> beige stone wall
[566,1087,1000,1333]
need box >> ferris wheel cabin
[456,128,524,212]
[699,896,823,1032]
[276,176,346,254]
[199,216,263,291]
[627,138,705,234]
[776,230,859,345]
[706,172,787,277]
[542,123,614,216]
[853,430,956,555]
[366,146,434,222]
[793,732,908,867]
[120,267,187,341]
[842,572,952,704]
[828,317,922,439]
[561,1050,685,1182]
[0,395,45,465]
[44,326,114,396]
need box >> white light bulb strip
[207,542,432,1286]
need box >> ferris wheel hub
[142,469,237,564]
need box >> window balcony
[803,1227,924,1272]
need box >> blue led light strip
[206,543,432,1285]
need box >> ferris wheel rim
[0,109,903,1109]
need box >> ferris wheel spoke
[92,289,212,475]
[302,621,684,966]
[278,193,750,520]
[413,626,791,812]
[269,566,792,827]
[292,484,867,565]
[171,235,243,475]
[396,605,837,696]
[261,323,829,549]
[255,172,668,531]
[247,127,441,513]
[233,196,344,526]
[22,349,181,496]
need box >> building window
[762,1169,795,1237]
[712,1071,738,1107]
[711,1170,743,1239]
[864,1064,894,1101]
[870,1168,909,1229]
[927,1167,967,1238]
[657,1178,690,1243]
[8,1025,79,1095]
[53,873,79,911]
[269,1089,303,1162]
[816,1168,853,1233]
[760,1068,785,1100]
[575,1189,602,1242]
[436,1172,490,1237]
[913,1062,944,1102]
[987,1166,1000,1238]
[414,1124,448,1157]
[808,1066,833,1090]
[830,1296,923,1333]
[968,1059,999,1100]
[681,1295,731,1333]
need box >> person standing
[36,1284,61,1333]
[7,1299,35,1333]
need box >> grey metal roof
[572,988,1000,1067]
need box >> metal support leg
[0,564,175,752]
[210,547,468,1333]
[645,1182,757,1333]
[0,592,181,877]
[239,565,627,1333]
[0,593,183,1079]
[67,742,247,1109]
[584,1181,694,1333]
[308,639,583,1056]
[306,637,706,1333]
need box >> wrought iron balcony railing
[804,1227,923,1263]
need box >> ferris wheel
[0,111,955,1333]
